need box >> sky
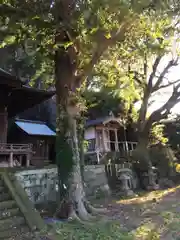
[141,53,180,116]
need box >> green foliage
[149,124,168,146]
[1,0,179,116]
[134,222,160,240]
[149,145,178,178]
[0,0,178,84]
[161,211,180,239]
[84,88,124,119]
[164,121,180,153]
[53,221,133,240]
[86,7,179,142]
[175,163,180,173]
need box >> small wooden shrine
[84,115,138,164]
[8,119,56,166]
[0,68,54,167]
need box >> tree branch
[146,82,180,127]
[77,20,132,83]
[144,53,148,80]
[148,56,162,89]
[137,56,162,132]
[152,58,178,92]
[155,78,180,91]
[128,70,146,87]
[0,4,26,16]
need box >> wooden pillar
[19,155,22,166]
[115,129,119,151]
[125,141,129,152]
[97,151,100,164]
[102,128,106,152]
[26,153,30,167]
[0,106,8,143]
[9,151,13,167]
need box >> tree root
[68,208,96,225]
[85,201,108,215]
[68,208,85,224]
[78,207,96,221]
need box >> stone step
[0,192,11,201]
[0,179,4,186]
[0,173,45,239]
[0,226,31,239]
[0,185,6,192]
[0,200,17,210]
[0,208,20,220]
[0,216,25,231]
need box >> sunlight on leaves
[133,222,160,240]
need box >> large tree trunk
[54,41,75,218]
[55,97,105,220]
[134,122,158,190]
[54,39,106,221]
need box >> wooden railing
[0,144,33,167]
[106,162,132,177]
[86,141,137,154]
[85,141,138,165]
[0,144,32,152]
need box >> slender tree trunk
[68,118,93,221]
[78,117,85,182]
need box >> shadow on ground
[102,185,180,239]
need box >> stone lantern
[142,167,159,190]
[118,172,134,196]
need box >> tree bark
[134,126,158,189]
[55,39,75,218]
[54,37,105,221]
[77,117,85,182]
[135,104,158,189]
[68,118,94,221]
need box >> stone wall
[84,165,109,197]
[15,167,58,204]
[15,165,109,204]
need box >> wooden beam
[1,172,37,230]
[2,171,46,231]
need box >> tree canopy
[1,0,179,86]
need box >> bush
[149,145,177,178]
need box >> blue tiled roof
[15,120,56,136]
[85,117,109,127]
